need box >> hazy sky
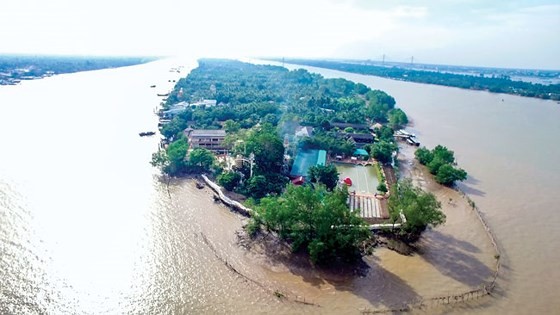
[1,0,559,69]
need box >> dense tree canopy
[388,108,409,129]
[389,180,446,241]
[188,148,215,172]
[370,141,397,164]
[254,185,369,264]
[275,59,560,101]
[245,123,285,175]
[308,164,339,191]
[157,137,189,175]
[415,145,467,186]
[218,171,242,191]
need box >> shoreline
[191,144,501,313]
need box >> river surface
[0,59,558,314]
[276,63,560,314]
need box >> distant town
[0,54,155,85]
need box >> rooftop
[189,129,226,137]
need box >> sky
[1,0,559,69]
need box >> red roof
[292,176,305,185]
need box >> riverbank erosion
[177,145,499,314]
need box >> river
[275,63,560,314]
[0,59,558,314]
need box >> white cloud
[0,0,558,69]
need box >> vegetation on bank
[0,54,156,85]
[388,179,446,242]
[151,59,455,262]
[415,145,467,186]
[251,185,370,264]
[150,137,216,175]
[273,58,560,101]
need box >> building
[329,122,370,131]
[295,126,314,138]
[290,149,327,178]
[191,99,218,107]
[185,129,226,153]
[336,132,375,148]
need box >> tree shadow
[417,230,494,287]
[458,176,486,197]
[242,231,421,309]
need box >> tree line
[0,54,155,84]
[274,58,560,101]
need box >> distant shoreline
[271,58,560,101]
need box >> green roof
[317,150,327,166]
[354,148,369,156]
[290,149,328,177]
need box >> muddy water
[0,58,552,314]
[274,63,560,314]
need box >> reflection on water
[279,63,560,314]
[1,59,558,314]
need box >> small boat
[139,131,156,137]
[157,93,169,97]
[150,85,156,88]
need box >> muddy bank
[193,144,499,314]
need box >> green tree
[308,164,339,190]
[371,141,396,164]
[218,171,242,191]
[188,148,215,172]
[414,147,433,165]
[389,179,446,241]
[388,108,409,129]
[432,145,455,164]
[374,125,395,143]
[435,164,467,186]
[246,175,269,199]
[165,137,189,175]
[150,149,170,172]
[377,182,387,193]
[245,124,285,175]
[427,157,446,174]
[223,119,240,133]
[415,145,467,186]
[254,185,369,264]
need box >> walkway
[348,193,384,219]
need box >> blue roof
[290,149,328,177]
[354,148,369,156]
[317,150,327,166]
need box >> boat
[157,93,169,97]
[150,85,156,88]
[196,181,205,189]
[139,131,156,137]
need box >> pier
[395,129,420,146]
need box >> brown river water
[0,59,558,314]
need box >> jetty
[395,129,420,146]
